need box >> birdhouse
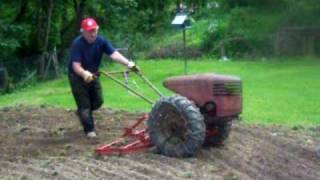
[171,13,191,29]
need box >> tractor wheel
[204,121,232,147]
[148,95,206,157]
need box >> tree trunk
[34,0,54,78]
[35,0,44,53]
[14,0,29,23]
[44,0,54,52]
[75,0,87,26]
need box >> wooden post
[39,53,46,79]
[274,31,281,56]
[44,53,52,79]
[43,48,60,79]
[220,39,225,58]
[52,47,60,78]
[0,67,8,91]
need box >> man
[68,17,136,138]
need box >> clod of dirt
[317,147,320,158]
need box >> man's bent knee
[92,99,103,111]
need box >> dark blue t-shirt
[68,35,115,74]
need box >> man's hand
[127,61,140,73]
[127,61,135,68]
[82,70,95,83]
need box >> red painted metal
[206,127,219,136]
[96,114,227,156]
[95,114,153,155]
[163,73,242,117]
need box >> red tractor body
[164,73,242,123]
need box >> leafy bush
[281,0,320,26]
[201,15,229,53]
[147,42,202,59]
[201,0,320,58]
[201,7,281,58]
[0,22,28,58]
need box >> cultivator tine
[95,114,153,156]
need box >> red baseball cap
[81,18,99,31]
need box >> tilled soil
[0,105,319,180]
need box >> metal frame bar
[100,71,154,104]
[95,115,153,155]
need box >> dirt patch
[0,105,319,179]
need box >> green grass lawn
[1,57,319,127]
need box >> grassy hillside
[0,57,319,127]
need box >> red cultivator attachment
[96,114,153,155]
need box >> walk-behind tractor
[96,68,242,157]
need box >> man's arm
[73,62,95,83]
[110,51,133,67]
[73,62,86,77]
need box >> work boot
[87,131,97,138]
